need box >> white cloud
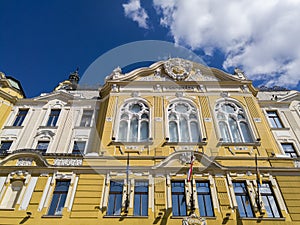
[153,0,300,88]
[123,0,149,29]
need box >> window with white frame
[196,181,214,217]
[167,101,201,142]
[72,141,86,155]
[46,109,61,127]
[36,141,49,153]
[0,180,24,208]
[0,141,13,153]
[117,101,149,142]
[281,143,298,158]
[266,111,284,128]
[80,110,93,127]
[171,181,187,216]
[134,181,148,216]
[47,180,70,216]
[107,180,124,216]
[259,182,281,218]
[12,109,28,126]
[215,101,253,143]
[233,182,254,218]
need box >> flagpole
[188,155,195,215]
[125,152,129,213]
[255,154,261,213]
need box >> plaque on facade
[54,158,83,166]
[182,213,206,225]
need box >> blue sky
[1,1,299,97]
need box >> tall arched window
[215,101,253,143]
[118,101,149,142]
[167,101,201,142]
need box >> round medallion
[164,58,192,80]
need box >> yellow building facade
[0,59,300,225]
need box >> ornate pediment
[164,58,193,81]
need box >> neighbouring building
[0,72,25,129]
[0,59,299,225]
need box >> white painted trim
[269,175,288,213]
[226,174,236,209]
[209,175,220,212]
[19,177,38,210]
[68,176,78,211]
[38,177,52,211]
[0,177,6,202]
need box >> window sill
[171,216,216,219]
[3,125,24,129]
[39,126,58,129]
[270,127,289,130]
[163,141,207,147]
[104,215,148,218]
[110,141,153,146]
[218,142,260,146]
[0,207,15,211]
[239,217,285,221]
[42,215,63,218]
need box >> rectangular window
[48,180,70,216]
[266,111,283,128]
[233,182,254,218]
[80,110,93,127]
[134,181,148,216]
[259,183,281,218]
[0,141,13,153]
[107,181,124,216]
[0,180,24,208]
[171,181,187,216]
[36,141,49,153]
[281,143,298,158]
[196,181,214,217]
[72,141,86,155]
[47,109,61,127]
[12,109,28,126]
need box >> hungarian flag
[187,155,195,182]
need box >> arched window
[117,101,149,142]
[167,101,201,142]
[215,101,253,143]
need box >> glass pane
[172,182,186,216]
[118,121,128,141]
[130,104,142,113]
[13,109,28,126]
[240,122,253,142]
[129,117,138,141]
[72,141,86,154]
[107,181,123,216]
[47,109,61,126]
[0,141,13,151]
[190,121,200,142]
[222,104,235,113]
[80,110,93,127]
[36,141,49,152]
[219,122,231,142]
[229,117,242,142]
[179,117,189,142]
[168,113,177,120]
[169,121,179,142]
[140,121,149,141]
[175,103,189,113]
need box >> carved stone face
[164,58,192,81]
